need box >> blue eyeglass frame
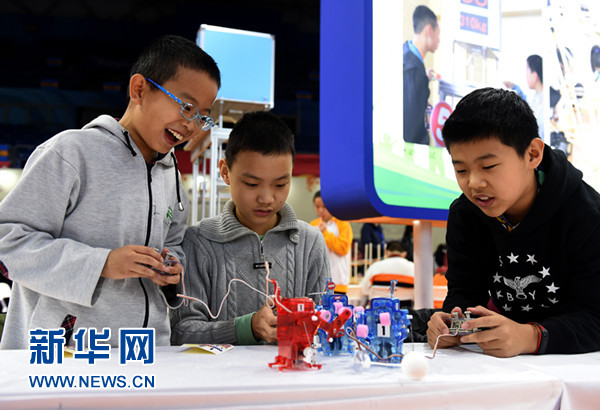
[145,77,215,131]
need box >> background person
[359,240,414,304]
[403,4,440,145]
[504,54,545,139]
[359,222,385,258]
[311,191,352,294]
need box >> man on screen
[403,5,440,145]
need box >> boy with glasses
[171,111,328,345]
[0,35,220,349]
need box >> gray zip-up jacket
[170,200,328,345]
[0,115,188,349]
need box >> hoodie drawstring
[122,130,137,157]
[171,152,185,212]
[122,128,183,212]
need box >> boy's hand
[251,303,278,343]
[426,306,463,349]
[101,245,181,286]
[458,306,539,358]
[155,247,183,286]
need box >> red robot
[268,283,351,371]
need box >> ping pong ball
[402,351,429,380]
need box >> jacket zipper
[144,162,154,246]
[138,161,154,329]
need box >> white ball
[402,351,429,380]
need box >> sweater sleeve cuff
[234,312,259,345]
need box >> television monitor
[197,25,275,107]
[320,0,463,222]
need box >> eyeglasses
[145,78,215,131]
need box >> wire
[370,288,398,298]
[302,322,312,348]
[424,331,460,359]
[264,259,292,314]
[180,264,188,307]
[178,278,272,319]
[346,327,403,362]
[179,256,321,319]
[347,323,460,362]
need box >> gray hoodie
[0,115,188,349]
[170,200,328,345]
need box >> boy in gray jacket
[0,35,220,349]
[171,111,329,345]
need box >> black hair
[129,35,221,94]
[386,240,405,254]
[225,111,295,168]
[591,45,600,71]
[442,87,539,156]
[313,190,321,202]
[413,5,438,34]
[434,243,447,267]
[527,54,543,84]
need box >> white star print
[549,298,559,304]
[526,254,537,264]
[546,283,560,293]
[493,273,502,283]
[496,290,503,298]
[499,256,503,266]
[507,253,519,263]
[521,305,533,312]
[503,304,512,312]
[539,267,550,278]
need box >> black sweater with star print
[444,144,600,354]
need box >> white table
[3,343,594,409]
[511,351,600,410]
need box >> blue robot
[354,280,411,363]
[315,280,355,356]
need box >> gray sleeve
[169,228,237,345]
[0,146,108,306]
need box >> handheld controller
[145,249,179,276]
[448,311,482,336]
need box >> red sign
[461,0,488,8]
[460,12,488,35]
[326,281,336,290]
[430,102,453,148]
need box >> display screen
[320,0,600,222]
[371,1,461,214]
[319,0,461,222]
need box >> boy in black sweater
[427,88,600,357]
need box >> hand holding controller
[448,311,482,336]
[148,248,180,276]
